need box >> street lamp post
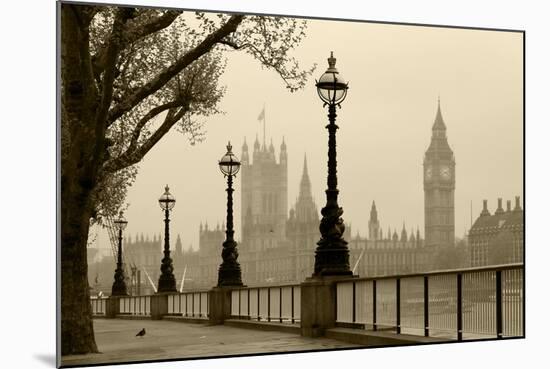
[111,211,129,296]
[313,51,353,277]
[217,142,244,287]
[157,185,177,293]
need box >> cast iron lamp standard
[111,211,129,296]
[313,51,353,277]
[157,185,177,293]
[217,142,244,287]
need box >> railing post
[496,270,503,339]
[352,281,356,324]
[373,280,377,331]
[279,287,283,323]
[424,276,429,337]
[105,296,120,318]
[247,289,251,320]
[201,293,204,316]
[208,287,232,325]
[457,273,463,341]
[396,278,401,334]
[150,293,168,320]
[300,277,339,337]
[291,286,295,324]
[257,288,261,321]
[267,288,271,322]
[238,289,241,318]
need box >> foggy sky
[92,17,523,252]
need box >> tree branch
[94,7,136,131]
[92,10,181,76]
[106,14,244,126]
[125,100,181,154]
[103,104,189,173]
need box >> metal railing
[90,296,107,315]
[229,284,301,323]
[167,291,209,318]
[119,295,152,316]
[335,264,523,340]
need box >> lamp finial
[328,51,336,68]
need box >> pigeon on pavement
[136,328,146,337]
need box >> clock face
[425,166,432,179]
[440,166,451,179]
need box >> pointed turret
[400,223,408,242]
[279,137,287,166]
[299,154,312,199]
[368,201,380,240]
[242,137,249,165]
[175,234,183,254]
[370,201,378,222]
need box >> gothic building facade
[468,197,524,267]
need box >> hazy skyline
[91,16,522,254]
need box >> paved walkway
[61,319,361,366]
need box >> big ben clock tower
[424,99,455,248]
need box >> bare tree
[60,3,313,355]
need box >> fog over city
[90,18,522,252]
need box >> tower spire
[299,153,312,199]
[433,96,446,131]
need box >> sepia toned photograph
[57,0,524,367]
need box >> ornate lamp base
[157,274,177,293]
[217,240,243,287]
[217,264,243,287]
[313,241,353,276]
[111,268,128,296]
[157,257,177,293]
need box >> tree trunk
[60,181,98,355]
[60,4,102,355]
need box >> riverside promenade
[61,319,361,367]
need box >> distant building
[124,233,162,294]
[424,100,455,250]
[468,197,524,267]
[348,204,426,276]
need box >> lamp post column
[218,174,243,286]
[217,142,243,287]
[112,216,128,296]
[158,186,177,293]
[313,52,352,277]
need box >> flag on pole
[257,107,265,121]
